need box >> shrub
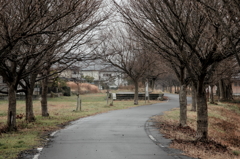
[67,82,99,94]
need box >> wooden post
[106,90,109,105]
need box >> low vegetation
[67,82,100,94]
[0,92,161,159]
[153,102,240,159]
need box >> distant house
[59,69,73,79]
[81,64,127,89]
[232,76,240,95]
[59,66,83,81]
[0,76,7,94]
[59,63,127,89]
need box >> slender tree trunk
[134,80,139,105]
[191,85,197,111]
[209,85,215,104]
[76,82,82,110]
[41,75,49,117]
[196,80,208,141]
[151,79,156,92]
[169,85,173,93]
[7,85,17,131]
[219,79,225,101]
[179,84,187,127]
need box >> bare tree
[0,0,108,131]
[196,0,240,66]
[100,27,164,105]
[113,0,191,127]
[114,0,235,140]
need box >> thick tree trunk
[25,74,37,122]
[134,80,139,105]
[191,85,197,111]
[7,85,17,131]
[41,76,49,117]
[179,84,187,127]
[25,88,36,122]
[196,81,208,141]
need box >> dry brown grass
[153,103,240,159]
[118,85,135,91]
[67,82,99,94]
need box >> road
[39,93,191,159]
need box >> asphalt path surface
[39,93,192,159]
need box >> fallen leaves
[153,103,240,159]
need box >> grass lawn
[0,92,161,159]
[153,102,240,159]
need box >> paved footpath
[38,93,194,159]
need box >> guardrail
[113,92,164,100]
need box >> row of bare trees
[98,25,167,105]
[0,0,109,131]
[109,0,239,141]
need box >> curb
[144,115,197,159]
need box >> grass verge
[153,102,240,159]
[0,93,161,159]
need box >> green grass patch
[0,131,39,159]
[232,150,240,156]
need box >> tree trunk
[41,75,49,117]
[226,82,233,100]
[162,85,165,92]
[169,85,173,93]
[219,79,226,101]
[7,85,17,131]
[25,74,37,122]
[151,78,156,92]
[177,86,180,93]
[134,80,139,105]
[25,87,36,122]
[209,85,215,104]
[196,80,208,141]
[191,85,197,111]
[179,84,187,127]
[219,79,233,101]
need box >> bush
[62,86,71,96]
[66,82,100,94]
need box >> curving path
[38,93,192,159]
